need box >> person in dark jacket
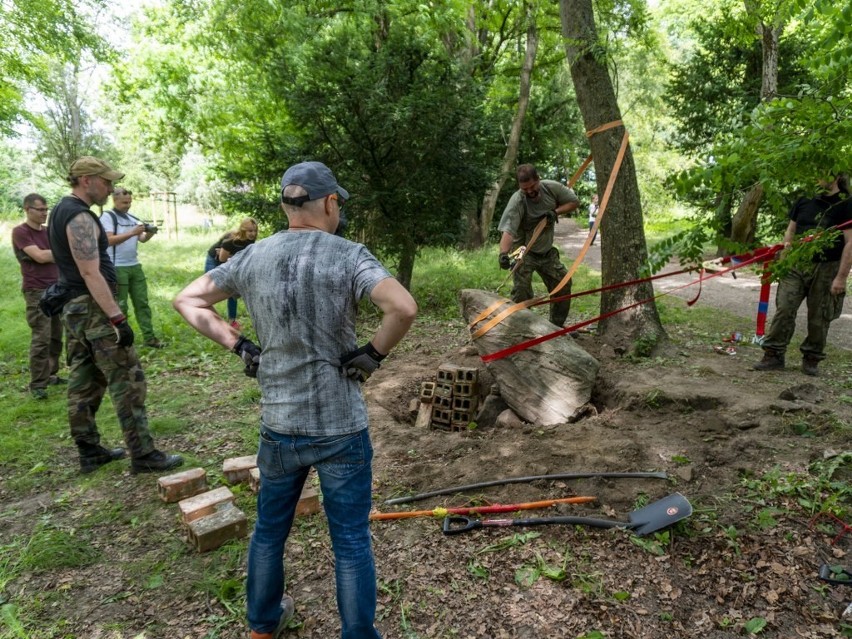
[204,218,258,328]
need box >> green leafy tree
[664,0,849,262]
[281,16,492,287]
[0,0,111,134]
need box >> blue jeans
[247,427,381,639]
[204,254,238,320]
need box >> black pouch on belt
[38,283,79,317]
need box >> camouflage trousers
[62,294,155,457]
[762,261,846,361]
[23,288,63,390]
[511,246,572,327]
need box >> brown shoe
[753,350,785,371]
[801,356,820,377]
[249,595,295,639]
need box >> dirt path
[555,219,852,351]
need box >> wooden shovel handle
[371,495,596,521]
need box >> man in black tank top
[49,156,183,474]
[753,173,852,376]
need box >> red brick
[296,485,321,517]
[187,503,248,552]
[249,467,261,493]
[178,486,235,524]
[222,455,257,484]
[157,467,208,503]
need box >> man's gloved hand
[232,335,261,378]
[546,210,558,225]
[498,252,511,270]
[110,314,135,347]
[338,341,386,382]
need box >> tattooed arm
[67,213,123,319]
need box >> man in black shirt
[754,173,852,376]
[49,156,183,473]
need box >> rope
[481,245,783,363]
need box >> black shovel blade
[628,492,692,536]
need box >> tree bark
[730,3,783,246]
[714,189,734,256]
[475,8,539,248]
[558,0,665,348]
[461,289,598,425]
[730,182,764,246]
[397,237,416,290]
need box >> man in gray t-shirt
[497,163,580,327]
[174,161,416,639]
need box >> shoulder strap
[106,209,118,262]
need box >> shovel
[443,493,692,537]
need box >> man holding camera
[100,187,163,348]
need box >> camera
[143,223,158,234]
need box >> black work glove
[498,252,511,270]
[546,210,558,225]
[110,314,135,348]
[339,341,386,383]
[233,335,261,378]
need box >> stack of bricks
[157,456,322,553]
[430,364,479,431]
[158,467,248,553]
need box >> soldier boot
[78,442,127,474]
[131,449,184,474]
[753,350,785,371]
[801,356,820,377]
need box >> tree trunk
[558,0,665,348]
[396,237,416,291]
[730,5,783,246]
[714,189,734,256]
[475,10,539,248]
[461,289,598,425]
[730,182,764,246]
[760,23,781,99]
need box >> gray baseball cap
[280,161,349,206]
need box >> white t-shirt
[100,210,141,267]
[588,202,598,225]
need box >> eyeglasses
[28,206,48,213]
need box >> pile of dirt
[355,322,850,638]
